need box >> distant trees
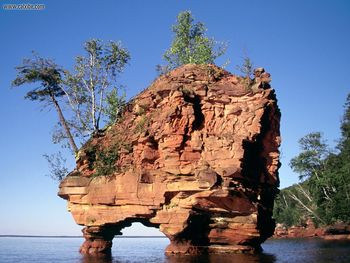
[273,183,317,227]
[160,11,227,73]
[274,93,350,226]
[289,132,329,182]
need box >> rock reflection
[165,253,276,263]
[80,254,113,263]
[79,252,276,263]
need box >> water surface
[0,237,349,263]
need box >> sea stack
[58,64,281,255]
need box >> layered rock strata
[274,221,350,240]
[58,64,281,255]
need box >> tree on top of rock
[13,40,130,155]
[13,39,130,181]
[161,11,227,72]
[12,53,79,154]
[63,39,130,139]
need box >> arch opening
[111,221,169,258]
[119,221,165,237]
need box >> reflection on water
[80,254,113,263]
[1,237,350,263]
[164,253,276,263]
[79,238,350,263]
[80,252,276,263]
[264,238,350,263]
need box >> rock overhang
[58,64,281,255]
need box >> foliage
[94,147,119,176]
[84,144,119,177]
[134,115,149,134]
[274,194,302,227]
[236,55,254,90]
[62,39,130,141]
[274,93,350,226]
[289,132,329,181]
[339,93,350,153]
[83,137,134,177]
[12,53,79,154]
[12,53,64,100]
[161,11,226,71]
[236,55,254,79]
[13,39,130,181]
[104,88,126,125]
[274,183,322,226]
[43,152,69,182]
[85,144,98,170]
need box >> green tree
[289,132,331,223]
[43,151,69,181]
[338,93,350,154]
[63,39,130,141]
[236,54,254,79]
[162,11,226,70]
[13,39,130,181]
[318,93,350,223]
[104,88,126,125]
[236,53,255,89]
[289,132,329,181]
[276,94,350,225]
[12,53,79,154]
[274,187,309,227]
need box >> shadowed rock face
[58,64,281,255]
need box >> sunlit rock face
[58,64,281,255]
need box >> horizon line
[0,235,166,238]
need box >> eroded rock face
[274,221,350,240]
[58,64,281,255]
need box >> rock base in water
[58,64,281,255]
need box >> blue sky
[0,0,349,236]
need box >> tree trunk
[91,88,97,131]
[288,191,324,223]
[50,94,79,155]
[90,53,98,131]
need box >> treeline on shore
[274,93,350,227]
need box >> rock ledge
[59,64,281,255]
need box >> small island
[58,64,281,255]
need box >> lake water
[0,237,350,263]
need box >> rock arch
[58,64,280,255]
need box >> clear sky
[0,0,349,236]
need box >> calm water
[0,237,350,263]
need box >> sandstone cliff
[58,64,281,255]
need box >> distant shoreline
[0,235,166,238]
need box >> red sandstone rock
[58,64,281,255]
[274,223,288,237]
[274,220,350,240]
